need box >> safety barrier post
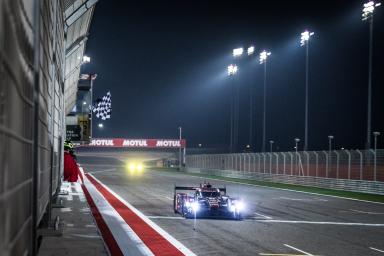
[262,153,266,173]
[247,153,252,173]
[323,151,328,178]
[356,150,363,180]
[268,153,272,174]
[274,153,279,174]
[313,151,318,177]
[288,152,293,175]
[334,151,340,179]
[304,151,310,176]
[252,154,256,172]
[345,150,351,180]
[370,149,376,181]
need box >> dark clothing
[64,151,79,182]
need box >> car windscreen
[201,191,221,197]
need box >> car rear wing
[174,186,197,192]
[174,185,226,195]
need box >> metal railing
[186,150,384,194]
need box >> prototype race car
[173,183,244,220]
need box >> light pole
[295,138,300,152]
[260,50,271,152]
[232,48,243,153]
[373,131,380,180]
[328,135,334,175]
[269,140,274,153]
[178,126,182,169]
[230,46,256,151]
[295,138,300,173]
[89,73,97,140]
[228,64,238,153]
[328,135,334,152]
[247,46,255,149]
[362,1,381,150]
[300,30,314,151]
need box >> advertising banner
[87,138,186,148]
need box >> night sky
[82,0,384,152]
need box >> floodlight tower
[232,48,243,152]
[259,50,271,152]
[300,30,314,152]
[362,1,381,150]
[228,63,238,152]
[246,46,255,150]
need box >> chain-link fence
[186,150,384,194]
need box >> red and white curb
[78,167,196,256]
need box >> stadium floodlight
[362,1,381,20]
[227,64,238,76]
[82,55,91,63]
[259,50,271,151]
[233,48,244,57]
[300,30,314,151]
[247,46,255,55]
[362,1,380,150]
[300,30,314,46]
[259,50,271,64]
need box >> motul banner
[87,138,186,148]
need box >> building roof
[62,0,97,115]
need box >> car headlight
[235,201,245,211]
[137,163,143,171]
[129,163,136,172]
[191,202,199,212]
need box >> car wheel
[234,211,242,220]
[173,196,178,213]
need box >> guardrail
[185,149,384,194]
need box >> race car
[125,161,144,174]
[173,183,244,220]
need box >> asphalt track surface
[78,152,384,256]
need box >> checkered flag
[92,91,111,120]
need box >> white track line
[284,244,314,256]
[370,247,384,253]
[257,219,384,226]
[147,216,185,220]
[349,209,384,215]
[88,173,197,256]
[88,168,117,174]
[253,212,273,220]
[278,197,309,201]
[179,173,384,205]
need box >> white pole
[179,126,182,169]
